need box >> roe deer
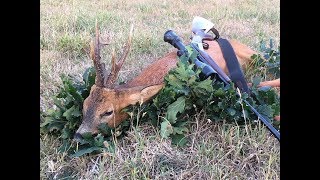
[74,23,280,139]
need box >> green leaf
[166,74,184,90]
[77,132,95,145]
[62,105,80,121]
[61,128,71,139]
[175,120,188,127]
[193,78,214,97]
[259,40,266,51]
[175,62,193,82]
[62,106,74,121]
[257,104,275,119]
[195,78,213,90]
[171,134,187,147]
[64,80,84,105]
[83,67,96,90]
[272,103,280,116]
[160,120,173,139]
[47,122,64,132]
[178,53,189,64]
[186,46,198,61]
[40,117,54,128]
[53,97,66,111]
[227,108,236,116]
[252,77,261,87]
[82,132,94,139]
[46,109,57,117]
[217,101,224,109]
[93,134,105,147]
[173,125,189,134]
[187,74,197,85]
[153,88,177,109]
[250,54,259,61]
[98,123,114,136]
[70,147,102,158]
[214,88,225,97]
[166,96,185,123]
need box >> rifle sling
[216,38,250,94]
[215,38,280,141]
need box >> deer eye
[101,110,113,117]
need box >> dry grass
[40,0,280,179]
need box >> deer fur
[75,24,280,138]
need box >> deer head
[74,22,163,139]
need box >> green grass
[40,0,280,179]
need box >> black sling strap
[215,38,280,141]
[216,38,250,94]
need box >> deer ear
[140,84,164,103]
[126,84,164,105]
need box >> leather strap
[216,38,250,94]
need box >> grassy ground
[40,0,280,179]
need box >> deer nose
[74,133,83,142]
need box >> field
[40,0,280,179]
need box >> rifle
[163,30,280,141]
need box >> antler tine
[111,48,116,75]
[90,19,108,87]
[105,24,134,88]
[116,24,134,70]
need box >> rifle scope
[164,30,218,80]
[164,30,188,56]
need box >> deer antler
[90,20,109,87]
[105,24,134,88]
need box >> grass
[40,0,280,179]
